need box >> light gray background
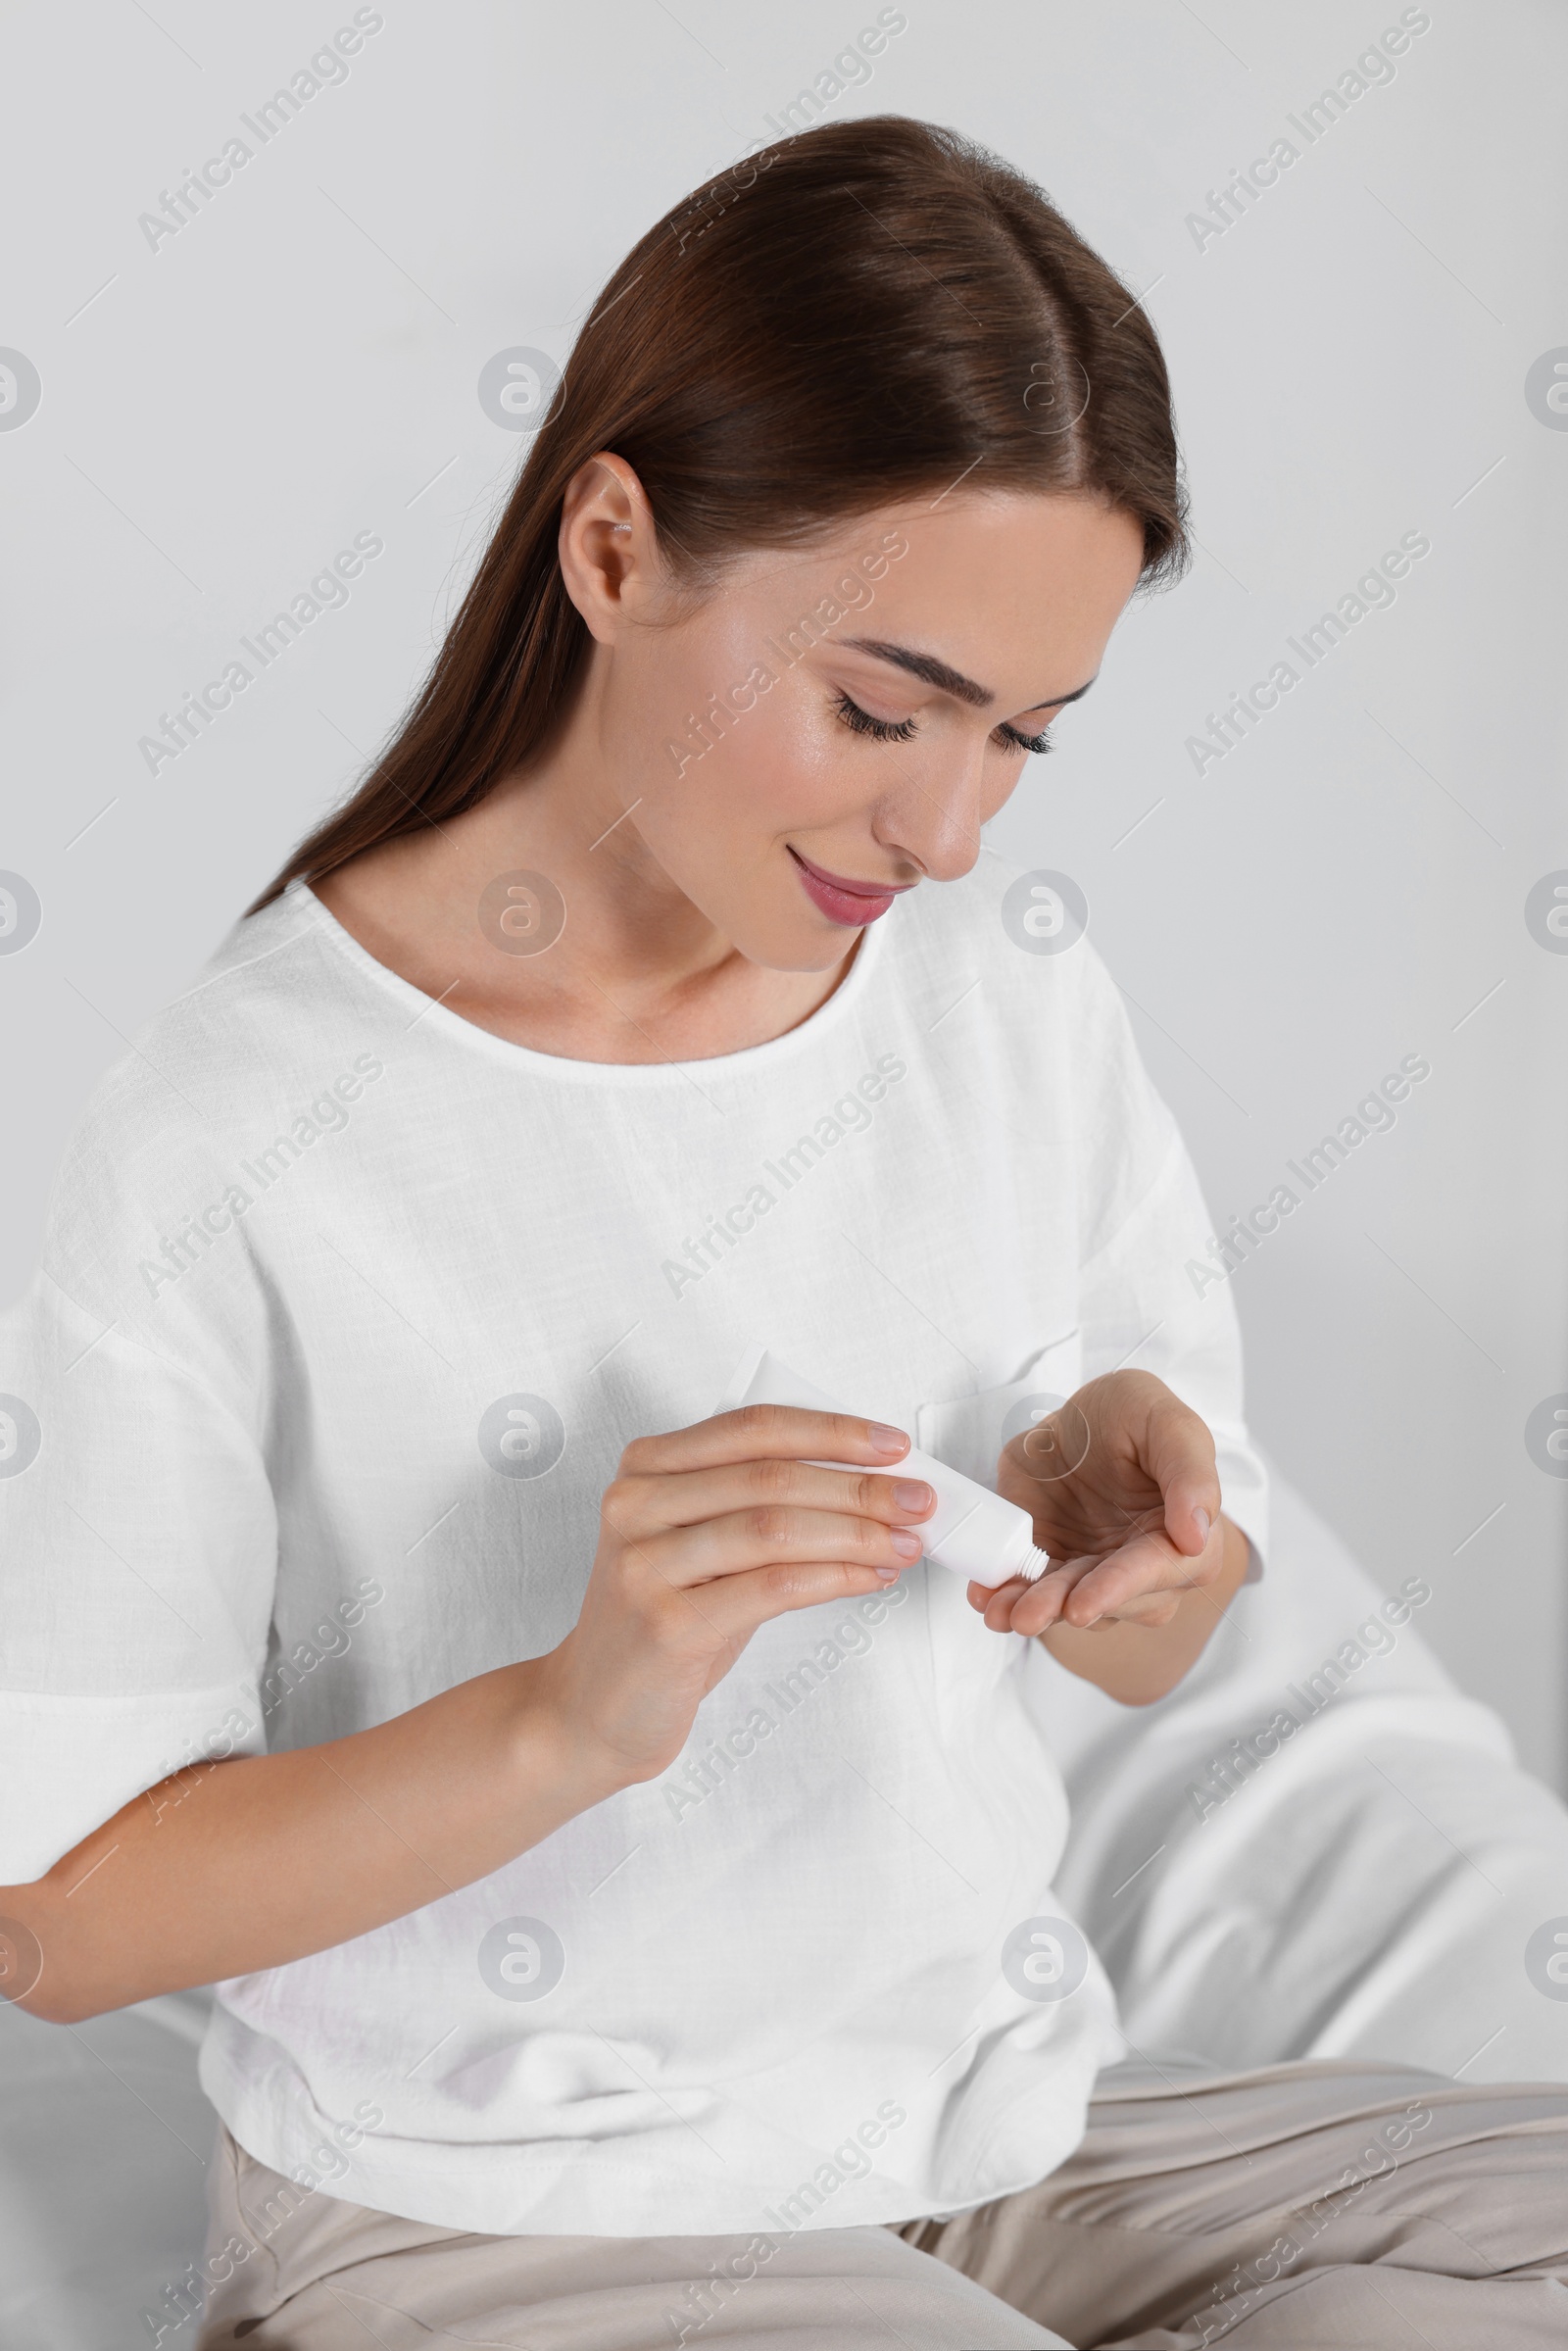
[3,0,1564,1787]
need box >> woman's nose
[880,744,991,883]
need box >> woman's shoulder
[76,884,351,1111]
[39,885,376,1276]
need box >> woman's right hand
[3,1403,935,2025]
[535,1403,937,1791]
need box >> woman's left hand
[976,1369,1227,1638]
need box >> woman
[2,116,1564,2349]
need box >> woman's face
[567,476,1148,972]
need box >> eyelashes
[998,720,1055,757]
[833,690,917,744]
[832,690,1054,758]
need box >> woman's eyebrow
[837,636,1097,712]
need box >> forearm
[3,1655,622,2026]
[1039,1513,1251,1705]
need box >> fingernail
[874,1563,904,1582]
[893,1480,933,1512]
[1194,1507,1212,1543]
[890,1530,923,1559]
[868,1422,908,1455]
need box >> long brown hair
[248,115,1188,913]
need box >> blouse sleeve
[0,1261,278,1884]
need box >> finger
[968,1565,1081,1638]
[969,1553,1102,1635]
[621,1501,926,1593]
[621,1403,909,1481]
[967,1556,1089,1636]
[968,1572,1039,1635]
[661,1550,913,1651]
[1091,1589,1182,1629]
[979,1575,1182,1639]
[1144,1398,1223,1558]
[606,1457,937,1544]
[1057,1525,1221,1628]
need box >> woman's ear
[557,451,662,645]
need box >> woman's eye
[833,690,918,744]
[832,689,1053,757]
[994,721,1054,757]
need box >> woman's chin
[740,916,867,975]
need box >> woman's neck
[308,762,859,1067]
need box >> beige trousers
[192,2056,1568,2348]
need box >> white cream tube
[716,1345,1050,1590]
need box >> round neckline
[283,875,893,1088]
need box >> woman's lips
[787,846,914,927]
